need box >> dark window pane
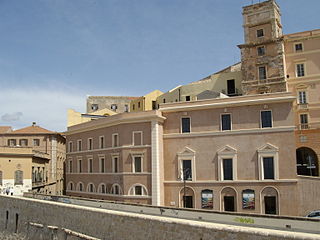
[135,157,141,172]
[221,114,231,131]
[261,111,272,128]
[227,79,236,95]
[263,157,274,179]
[182,118,190,133]
[135,186,142,195]
[183,160,192,180]
[223,159,233,180]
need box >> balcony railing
[297,122,320,130]
[297,103,308,110]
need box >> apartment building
[0,123,66,195]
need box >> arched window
[68,182,74,191]
[128,184,148,196]
[98,184,107,194]
[14,170,23,185]
[111,184,122,195]
[296,147,319,176]
[77,182,84,192]
[87,183,96,193]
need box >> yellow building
[130,90,163,112]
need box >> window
[298,91,307,104]
[138,102,141,108]
[111,104,117,111]
[223,159,233,180]
[68,142,73,152]
[133,131,142,146]
[33,139,40,146]
[78,159,82,173]
[111,184,121,195]
[0,171,2,185]
[68,182,73,191]
[69,160,73,173]
[19,139,28,147]
[88,138,93,150]
[112,156,119,173]
[129,184,148,196]
[8,139,16,147]
[100,157,105,173]
[133,156,142,173]
[91,104,98,111]
[14,170,23,185]
[295,43,303,52]
[88,158,93,173]
[77,140,82,151]
[99,184,106,194]
[261,110,272,128]
[257,29,264,37]
[99,136,104,149]
[296,64,305,77]
[163,99,166,103]
[221,114,231,131]
[152,101,157,110]
[78,183,83,191]
[125,105,129,112]
[181,117,191,133]
[185,96,190,101]
[300,114,309,129]
[257,46,265,56]
[258,66,267,80]
[112,134,119,147]
[182,160,192,180]
[263,157,274,179]
[227,79,236,95]
[88,183,95,192]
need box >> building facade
[87,96,138,114]
[0,123,66,195]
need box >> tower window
[257,46,265,56]
[257,29,264,38]
[258,66,267,80]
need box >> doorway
[224,196,235,211]
[265,196,276,214]
[183,196,193,208]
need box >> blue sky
[1,0,319,132]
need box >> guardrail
[23,193,320,235]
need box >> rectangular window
[100,158,105,173]
[221,114,231,131]
[257,29,264,37]
[99,136,104,149]
[300,114,309,129]
[152,101,157,110]
[296,64,305,77]
[33,139,40,146]
[263,157,274,179]
[19,139,28,147]
[8,139,16,147]
[113,157,119,173]
[69,160,73,173]
[125,104,129,112]
[134,156,142,173]
[298,91,307,104]
[68,142,73,152]
[78,160,82,173]
[295,43,303,52]
[223,159,233,180]
[185,96,190,101]
[261,110,272,128]
[182,160,192,181]
[77,140,82,151]
[88,138,93,150]
[88,159,93,173]
[135,186,142,195]
[112,134,119,147]
[258,66,267,80]
[133,131,142,146]
[257,46,265,56]
[227,79,236,95]
[181,117,191,133]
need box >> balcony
[297,122,320,130]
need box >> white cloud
[0,87,85,132]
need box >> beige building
[130,90,163,112]
[87,96,138,114]
[0,123,66,195]
[156,63,242,105]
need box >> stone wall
[0,196,320,240]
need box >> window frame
[99,136,105,149]
[88,158,93,173]
[296,63,305,77]
[298,91,307,104]
[68,141,73,153]
[217,145,237,181]
[128,184,148,196]
[112,133,119,148]
[181,117,191,133]
[69,159,73,173]
[111,154,120,173]
[299,113,309,129]
[257,46,266,56]
[260,110,273,128]
[132,154,143,173]
[99,156,105,173]
[257,143,279,180]
[33,139,40,147]
[177,147,196,182]
[258,66,267,80]
[77,158,82,173]
[220,113,232,131]
[87,138,93,150]
[132,131,143,146]
[77,139,82,152]
[257,29,264,38]
[294,42,303,52]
